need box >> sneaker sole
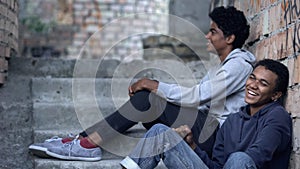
[29,145,50,158]
[46,150,102,162]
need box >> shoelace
[62,135,80,157]
[45,133,77,143]
[45,136,61,142]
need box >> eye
[249,74,255,80]
[260,80,269,87]
[209,29,216,35]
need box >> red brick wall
[235,0,300,168]
[0,0,18,85]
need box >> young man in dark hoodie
[120,59,292,169]
[29,6,256,161]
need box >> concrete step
[33,101,127,130]
[32,78,131,103]
[34,158,167,169]
[11,57,206,80]
[31,75,201,102]
[32,77,202,104]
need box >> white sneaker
[46,139,102,161]
[29,134,75,157]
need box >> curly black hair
[254,59,289,96]
[209,6,250,49]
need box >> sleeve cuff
[157,82,171,97]
[120,156,141,169]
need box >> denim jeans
[120,124,258,169]
[223,152,257,169]
[120,123,209,169]
[82,90,218,156]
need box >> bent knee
[151,123,169,131]
[224,152,257,169]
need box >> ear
[271,91,282,101]
[226,34,235,45]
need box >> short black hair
[209,6,250,49]
[254,59,289,96]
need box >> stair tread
[34,157,167,169]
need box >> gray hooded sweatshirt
[156,49,256,124]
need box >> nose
[205,32,210,39]
[248,79,258,89]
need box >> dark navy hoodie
[194,102,292,169]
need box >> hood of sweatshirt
[223,48,256,66]
[238,101,281,119]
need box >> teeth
[248,90,257,96]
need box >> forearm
[156,82,201,107]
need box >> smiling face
[245,66,282,115]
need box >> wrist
[190,142,197,150]
[144,79,158,91]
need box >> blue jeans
[120,124,257,169]
[120,124,209,169]
[223,152,257,169]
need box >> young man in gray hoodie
[30,6,256,161]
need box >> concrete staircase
[25,58,206,168]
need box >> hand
[128,78,158,96]
[173,125,197,150]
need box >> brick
[73,3,84,10]
[101,11,115,18]
[286,85,300,117]
[0,45,5,57]
[6,10,16,24]
[281,0,300,24]
[287,24,300,56]
[0,72,5,84]
[86,25,99,33]
[255,38,270,61]
[248,16,261,42]
[261,10,271,35]
[269,3,285,32]
[0,57,7,71]
[74,10,89,17]
[5,46,10,58]
[9,0,14,10]
[85,16,99,24]
[13,0,18,12]
[290,152,300,169]
[268,26,299,59]
[0,3,7,16]
[292,118,300,153]
[0,30,8,44]
[294,55,300,84]
[260,0,270,9]
[235,0,261,17]
[286,57,296,86]
[111,4,121,11]
[4,20,10,32]
[268,31,287,59]
[74,16,83,24]
[123,5,134,12]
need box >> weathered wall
[19,0,169,60]
[232,0,299,168]
[0,0,18,85]
[169,0,210,34]
[0,1,33,168]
